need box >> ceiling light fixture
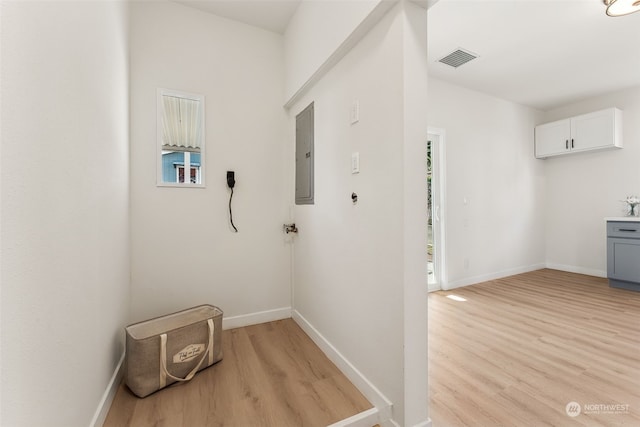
[604,0,640,16]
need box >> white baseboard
[90,351,125,427]
[90,308,293,426]
[327,408,380,427]
[90,311,428,427]
[223,307,292,330]
[544,263,606,278]
[442,263,606,291]
[443,263,546,290]
[292,310,393,423]
[380,417,431,427]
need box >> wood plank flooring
[106,269,639,426]
[429,269,640,427]
[104,319,372,427]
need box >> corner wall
[287,3,429,425]
[427,78,546,288]
[129,2,290,323]
[401,4,429,424]
[0,2,130,425]
[283,0,382,101]
[541,86,640,276]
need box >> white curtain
[162,95,202,152]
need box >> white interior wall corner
[426,77,545,287]
[289,2,406,423]
[401,1,430,425]
[283,0,385,102]
[287,2,431,426]
[129,1,290,324]
[541,86,640,274]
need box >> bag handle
[159,318,214,387]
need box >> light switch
[350,100,360,124]
[351,152,360,174]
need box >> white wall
[283,0,381,101]
[288,3,429,425]
[129,2,290,323]
[400,3,429,424]
[0,2,130,426]
[427,78,546,288]
[541,86,640,277]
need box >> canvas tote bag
[125,304,223,398]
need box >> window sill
[156,182,206,189]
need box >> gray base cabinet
[607,220,640,291]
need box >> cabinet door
[535,119,570,158]
[570,108,620,152]
[608,237,640,283]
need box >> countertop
[605,217,640,222]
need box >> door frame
[427,127,447,291]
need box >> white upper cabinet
[535,118,571,158]
[535,108,622,159]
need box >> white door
[427,130,445,292]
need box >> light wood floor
[429,269,640,427]
[104,319,372,427]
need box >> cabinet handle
[566,140,569,149]
[571,138,574,148]
[619,229,637,232]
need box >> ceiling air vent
[438,49,478,68]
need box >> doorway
[427,129,445,291]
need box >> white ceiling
[428,0,640,111]
[174,0,640,111]
[173,0,301,34]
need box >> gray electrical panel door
[296,102,314,205]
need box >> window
[157,88,205,187]
[177,164,199,184]
[161,151,201,183]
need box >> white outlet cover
[351,100,360,124]
[351,152,360,174]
